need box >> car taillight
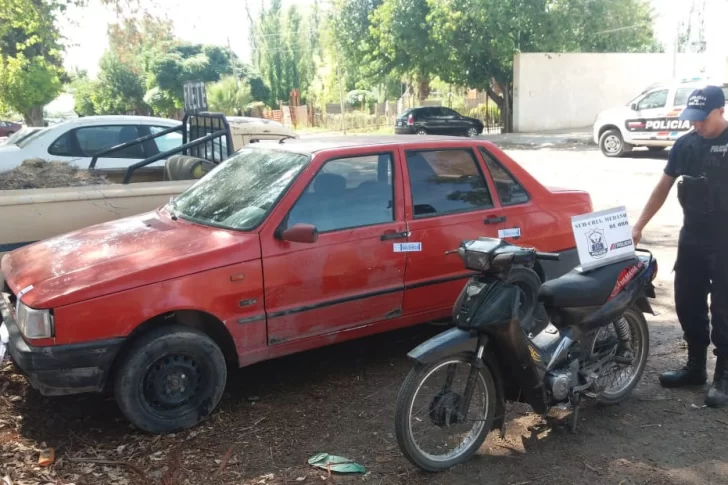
[407,114,414,126]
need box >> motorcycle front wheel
[394,351,497,472]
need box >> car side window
[405,148,493,217]
[637,89,668,110]
[286,153,395,233]
[150,125,183,154]
[48,131,74,156]
[49,125,145,158]
[673,88,694,107]
[478,147,530,206]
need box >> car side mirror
[279,223,319,244]
[631,102,638,111]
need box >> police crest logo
[586,228,608,258]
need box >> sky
[58,0,727,79]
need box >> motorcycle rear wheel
[594,306,650,405]
[394,352,497,472]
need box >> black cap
[679,85,726,121]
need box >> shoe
[705,351,728,408]
[659,342,708,388]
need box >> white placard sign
[571,206,635,271]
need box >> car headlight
[16,301,53,339]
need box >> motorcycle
[393,237,658,472]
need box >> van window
[637,89,668,110]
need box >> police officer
[632,85,728,408]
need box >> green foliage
[91,52,148,114]
[207,75,253,116]
[250,1,316,107]
[0,0,66,125]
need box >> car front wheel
[114,324,227,434]
[599,128,631,157]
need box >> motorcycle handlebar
[536,251,560,261]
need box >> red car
[0,120,21,138]
[0,136,592,433]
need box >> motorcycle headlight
[16,301,54,339]
[462,250,491,272]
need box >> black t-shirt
[664,126,728,246]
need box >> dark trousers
[674,242,728,355]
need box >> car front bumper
[0,292,125,396]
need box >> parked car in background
[593,78,728,157]
[395,106,483,137]
[0,120,22,138]
[0,115,183,174]
[1,135,592,434]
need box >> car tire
[599,128,630,157]
[114,324,227,434]
[416,128,427,135]
[466,127,480,137]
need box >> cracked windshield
[2,0,728,484]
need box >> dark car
[394,106,483,137]
[0,120,21,138]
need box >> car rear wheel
[466,127,480,137]
[416,128,427,135]
[599,128,630,157]
[114,324,227,434]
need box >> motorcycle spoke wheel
[592,307,650,404]
[394,352,496,472]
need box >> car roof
[260,135,495,155]
[52,115,181,129]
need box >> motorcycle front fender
[407,327,481,365]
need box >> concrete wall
[513,52,728,132]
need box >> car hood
[1,210,260,308]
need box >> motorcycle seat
[538,257,640,308]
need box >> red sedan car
[0,136,593,433]
[0,120,21,138]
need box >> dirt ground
[2,146,728,485]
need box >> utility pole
[227,36,240,89]
[673,19,680,78]
[335,50,346,134]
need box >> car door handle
[381,230,410,241]
[484,216,506,225]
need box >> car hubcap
[467,128,478,137]
[604,135,622,153]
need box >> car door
[474,145,541,248]
[440,107,469,135]
[400,144,501,316]
[628,88,671,142]
[46,124,149,171]
[260,149,408,345]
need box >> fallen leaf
[38,448,55,467]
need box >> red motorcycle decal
[609,261,644,300]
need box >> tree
[207,75,253,116]
[92,52,148,114]
[249,1,317,107]
[426,0,661,131]
[0,0,66,125]
[367,0,442,100]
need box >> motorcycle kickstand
[569,393,581,434]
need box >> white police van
[593,78,728,157]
